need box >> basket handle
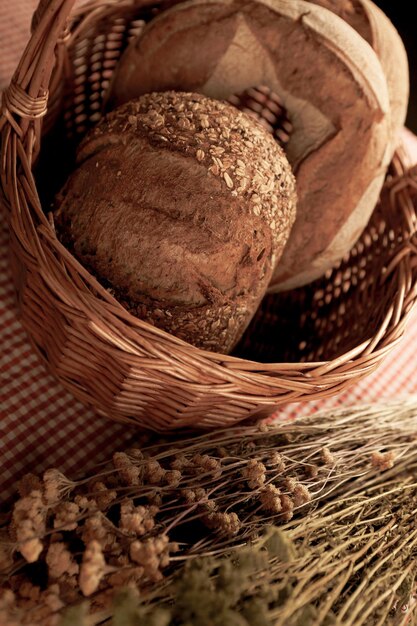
[31,0,63,33]
[1,0,76,152]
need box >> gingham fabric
[1,1,417,504]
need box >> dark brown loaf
[55,91,297,353]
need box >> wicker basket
[1,0,417,430]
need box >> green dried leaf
[58,602,90,626]
[292,604,318,626]
[143,609,172,626]
[262,527,297,562]
[111,589,139,626]
[242,598,275,626]
[219,609,251,626]
[112,588,171,626]
[232,546,270,575]
[322,612,338,626]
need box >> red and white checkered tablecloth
[1,1,417,504]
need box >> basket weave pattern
[1,0,417,430]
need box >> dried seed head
[43,584,65,613]
[147,491,163,507]
[43,469,75,505]
[127,448,145,461]
[79,540,106,597]
[292,484,312,508]
[279,494,294,522]
[242,459,267,489]
[321,447,336,466]
[119,499,156,536]
[192,454,222,477]
[203,511,241,536]
[130,534,177,582]
[282,477,298,493]
[267,451,286,472]
[90,481,118,510]
[81,513,118,552]
[181,489,196,504]
[371,451,395,471]
[46,542,79,579]
[260,484,282,513]
[74,495,98,512]
[171,455,190,471]
[53,502,80,532]
[305,464,319,479]
[11,491,46,563]
[19,581,40,602]
[258,422,270,433]
[165,469,182,486]
[113,452,142,486]
[144,460,166,485]
[17,474,43,499]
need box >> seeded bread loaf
[108,0,391,292]
[55,92,296,353]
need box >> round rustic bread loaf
[308,0,409,143]
[108,0,391,292]
[55,91,296,353]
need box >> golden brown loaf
[55,91,296,353]
[108,0,392,292]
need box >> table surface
[1,0,417,503]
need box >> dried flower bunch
[1,398,417,625]
[81,472,417,626]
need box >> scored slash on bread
[307,0,409,143]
